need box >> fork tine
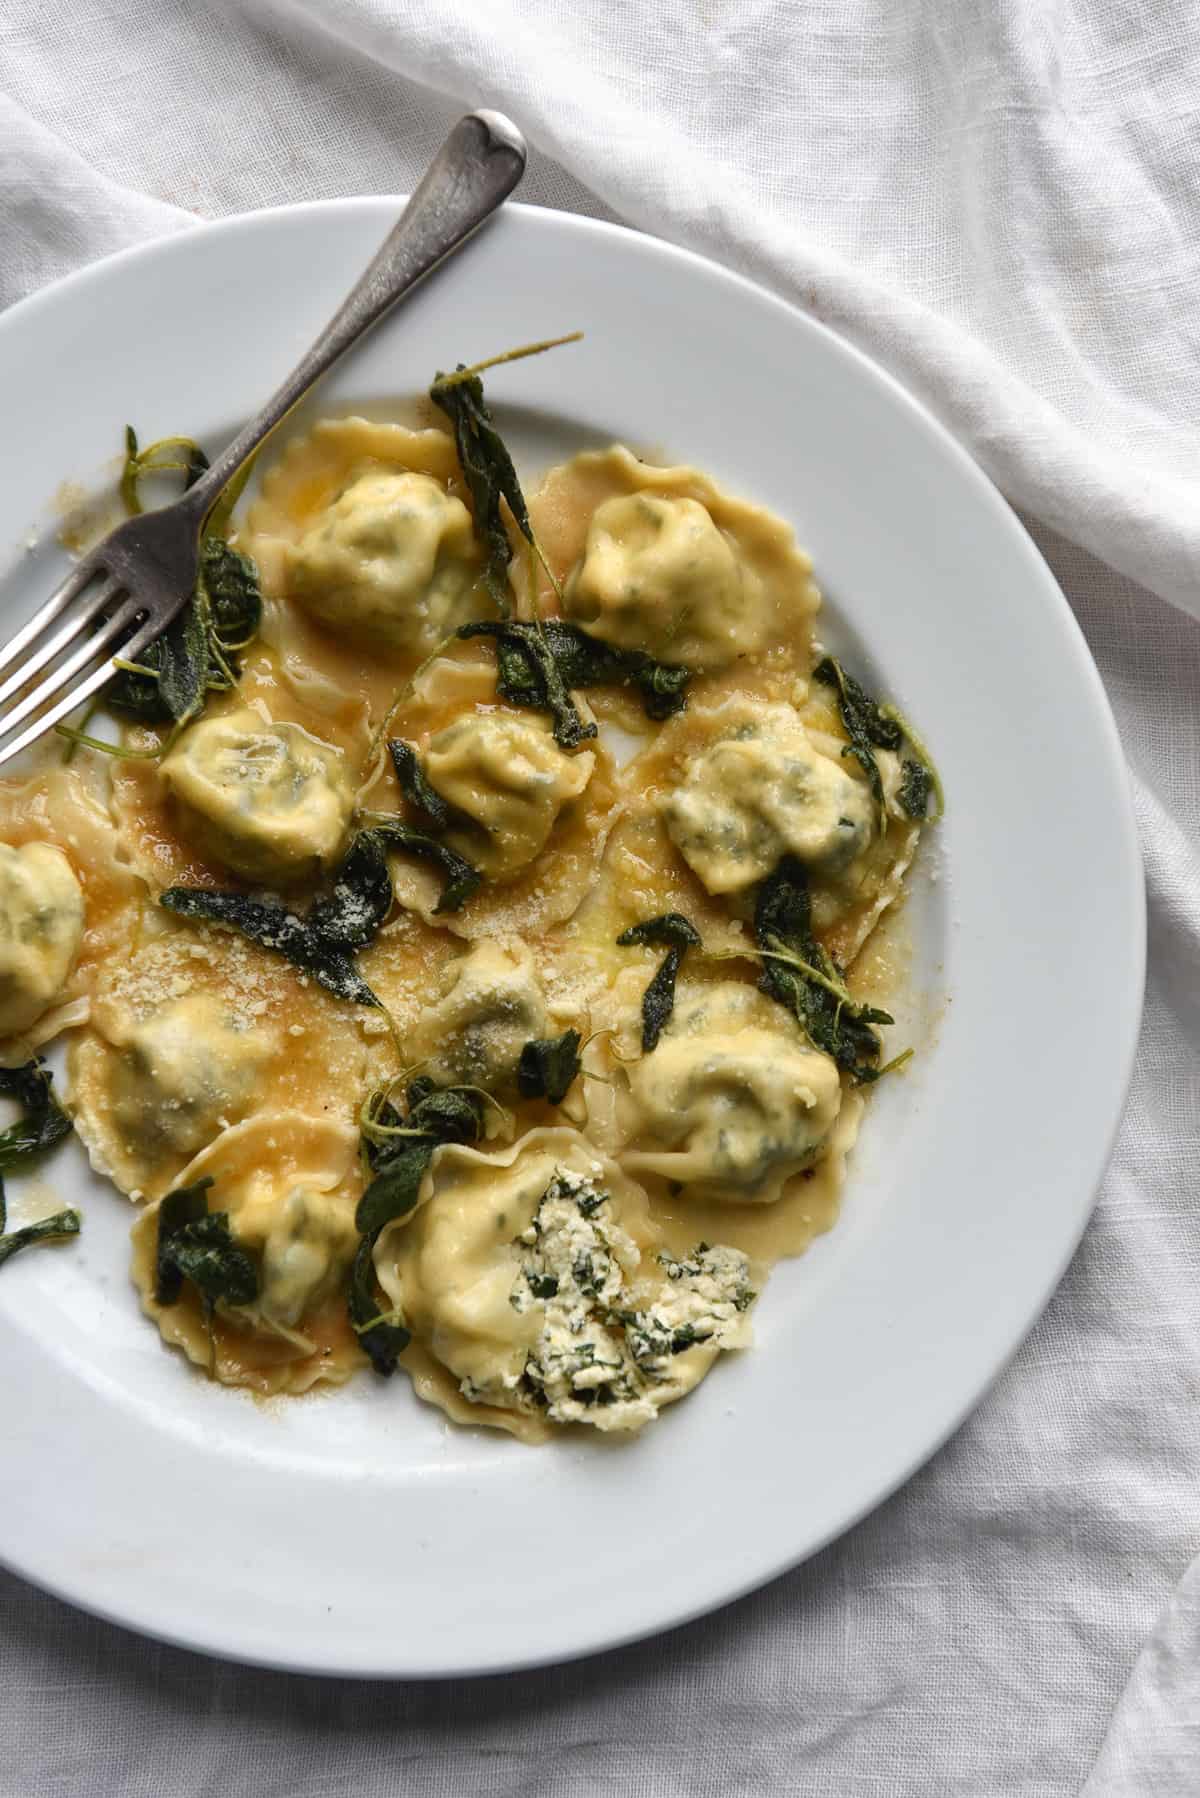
[0,594,147,749]
[0,557,105,688]
[0,656,136,771]
[0,574,125,711]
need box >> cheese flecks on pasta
[0,843,85,1036]
[160,707,354,884]
[109,993,276,1166]
[286,469,480,651]
[663,702,876,895]
[620,982,843,1203]
[424,712,595,879]
[564,492,765,670]
[374,1129,753,1432]
[413,940,549,1101]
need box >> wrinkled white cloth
[1,3,1198,1794]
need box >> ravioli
[525,444,821,726]
[663,701,877,893]
[69,922,367,1202]
[0,842,84,1037]
[71,990,278,1200]
[566,492,755,670]
[373,1127,755,1434]
[241,416,492,722]
[160,706,355,885]
[0,759,140,1055]
[425,710,595,880]
[130,1114,362,1395]
[585,690,922,965]
[410,939,549,1101]
[616,981,843,1204]
[287,469,481,652]
[373,656,618,938]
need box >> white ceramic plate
[0,200,1142,1677]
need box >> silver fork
[0,109,527,770]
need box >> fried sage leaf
[347,1236,411,1376]
[898,757,933,820]
[461,619,690,745]
[811,652,944,830]
[459,621,598,751]
[107,429,263,728]
[0,1058,75,1259]
[350,1078,485,1375]
[0,1209,81,1270]
[356,1079,485,1238]
[517,1029,583,1104]
[388,739,457,831]
[616,913,702,1053]
[369,821,483,915]
[0,1060,72,1179]
[160,886,379,1006]
[155,1177,214,1305]
[161,826,482,1007]
[811,655,901,813]
[155,1175,258,1310]
[430,367,533,608]
[754,857,894,1081]
[162,827,482,1014]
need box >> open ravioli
[374,1127,755,1434]
[409,940,548,1101]
[616,981,843,1204]
[663,700,877,893]
[131,1114,362,1395]
[160,706,355,885]
[0,842,84,1037]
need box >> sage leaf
[369,821,483,915]
[348,1237,411,1377]
[517,1029,583,1104]
[160,886,380,1007]
[430,368,533,609]
[461,618,689,744]
[388,739,457,831]
[459,621,597,751]
[0,1060,72,1178]
[753,857,894,1081]
[156,1176,258,1311]
[0,1209,81,1270]
[0,1059,74,1237]
[155,1177,214,1306]
[616,913,701,1052]
[898,758,933,820]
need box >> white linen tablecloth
[1,4,1198,1792]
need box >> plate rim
[0,196,1145,1677]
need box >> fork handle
[181,110,527,523]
